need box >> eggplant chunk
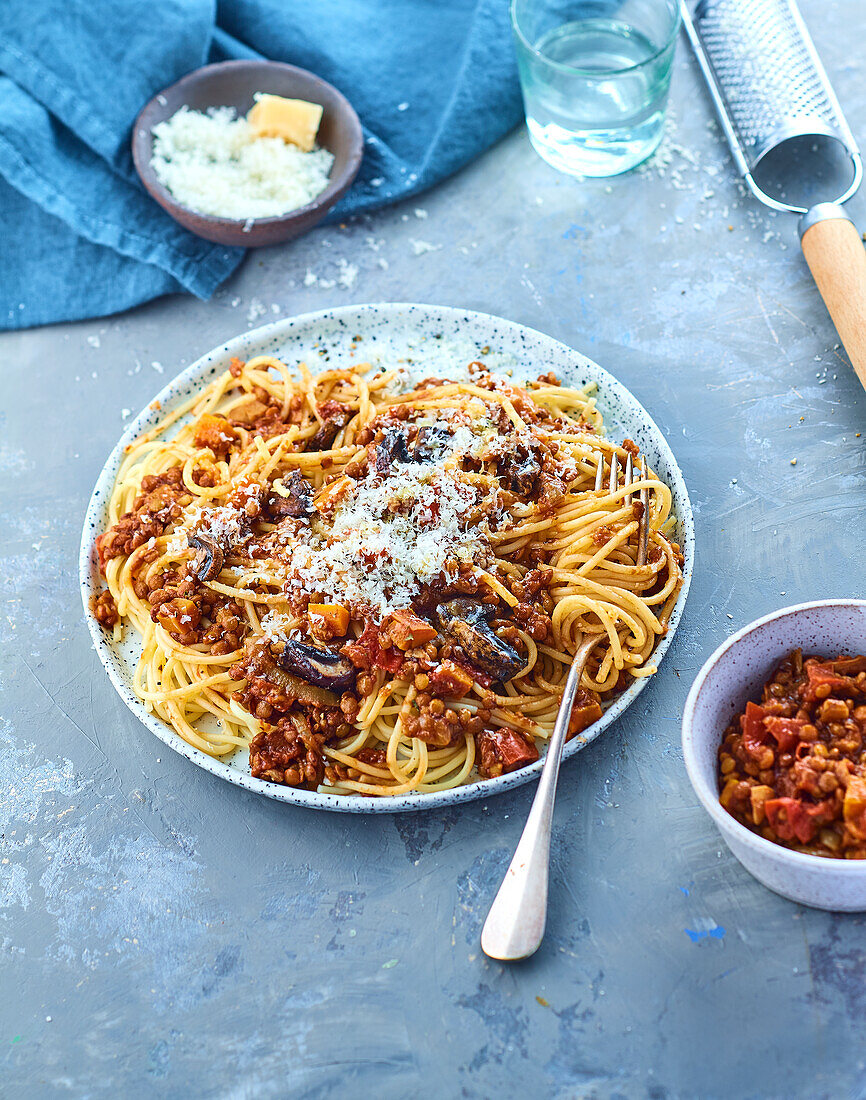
[413,425,451,462]
[375,428,411,473]
[308,412,350,452]
[246,641,339,706]
[503,448,541,496]
[277,638,356,692]
[275,469,314,518]
[833,655,866,676]
[188,532,224,582]
[436,599,525,681]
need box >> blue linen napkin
[0,0,522,331]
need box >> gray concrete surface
[2,5,866,1096]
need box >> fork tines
[597,448,649,568]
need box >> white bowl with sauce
[682,599,866,911]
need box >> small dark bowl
[132,59,364,247]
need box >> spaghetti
[94,354,684,797]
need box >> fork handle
[799,204,866,395]
[480,649,587,961]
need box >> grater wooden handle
[799,204,866,395]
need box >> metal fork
[480,448,649,961]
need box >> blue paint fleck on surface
[685,925,726,942]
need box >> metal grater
[680,0,862,214]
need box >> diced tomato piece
[763,716,804,753]
[375,649,404,674]
[765,796,833,844]
[343,623,404,674]
[741,701,769,759]
[742,701,767,738]
[496,731,539,770]
[477,729,539,778]
[805,661,857,701]
[791,760,822,796]
[765,798,814,843]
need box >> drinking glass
[511,0,680,177]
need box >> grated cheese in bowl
[150,105,334,221]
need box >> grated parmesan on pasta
[278,460,494,618]
[177,415,500,621]
[150,106,334,220]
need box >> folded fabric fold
[0,0,522,331]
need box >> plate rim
[79,302,694,814]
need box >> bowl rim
[131,58,364,229]
[682,598,866,873]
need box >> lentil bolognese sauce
[94,353,683,797]
[719,650,866,856]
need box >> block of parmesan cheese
[247,94,323,151]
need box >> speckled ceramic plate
[80,303,694,813]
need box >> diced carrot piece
[308,603,350,636]
[314,475,351,515]
[427,660,474,699]
[157,598,200,636]
[567,689,603,737]
[384,609,438,651]
[194,414,237,456]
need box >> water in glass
[518,15,675,176]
